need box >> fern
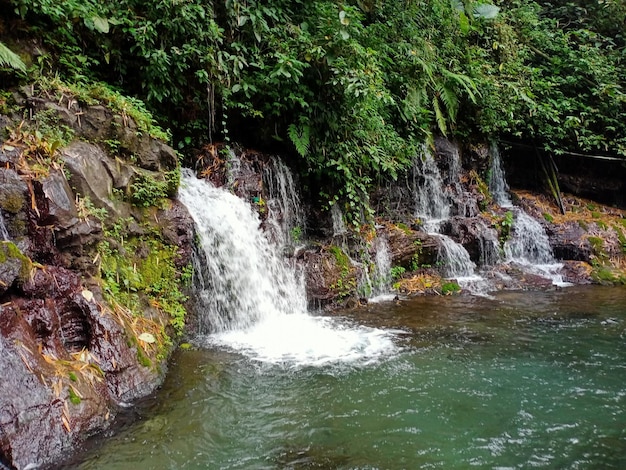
[0,42,27,72]
[288,123,310,157]
[432,95,447,136]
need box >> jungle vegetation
[1,0,625,223]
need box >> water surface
[66,286,626,469]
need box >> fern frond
[0,42,27,72]
[438,83,459,122]
[288,123,310,157]
[432,95,447,136]
[442,69,478,103]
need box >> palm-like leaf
[0,42,27,72]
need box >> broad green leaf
[92,16,110,34]
[473,4,500,19]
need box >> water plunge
[179,169,397,365]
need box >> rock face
[0,88,195,469]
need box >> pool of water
[64,286,626,469]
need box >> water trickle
[262,157,305,253]
[488,144,512,207]
[412,148,477,280]
[363,235,396,302]
[436,234,476,278]
[413,150,450,224]
[331,204,348,237]
[0,212,9,241]
[179,170,398,365]
[504,210,569,286]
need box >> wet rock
[544,220,593,262]
[40,169,79,229]
[0,242,32,296]
[0,266,164,469]
[385,226,438,268]
[300,246,360,309]
[157,200,196,269]
[61,142,115,212]
[441,216,499,265]
[0,169,28,240]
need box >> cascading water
[262,157,305,253]
[179,169,397,365]
[413,148,477,279]
[488,144,512,207]
[0,212,9,241]
[503,210,569,286]
[331,204,348,237]
[363,235,397,302]
[489,145,568,286]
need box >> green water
[67,286,626,469]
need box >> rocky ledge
[0,84,194,469]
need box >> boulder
[0,266,165,469]
[61,142,115,212]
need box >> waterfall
[331,204,348,237]
[504,210,554,265]
[180,170,307,333]
[178,169,397,365]
[437,235,476,278]
[504,210,569,286]
[0,212,9,241]
[412,148,477,279]
[263,157,305,253]
[364,235,397,302]
[488,144,512,207]
[413,150,450,225]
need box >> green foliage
[0,41,27,72]
[6,0,625,221]
[441,281,461,295]
[390,265,406,280]
[499,211,514,245]
[130,174,170,208]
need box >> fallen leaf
[81,289,94,302]
[138,332,156,344]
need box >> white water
[489,144,512,207]
[413,148,477,280]
[263,157,305,253]
[504,210,569,286]
[0,212,9,241]
[367,235,397,302]
[179,170,398,366]
[331,204,348,237]
[413,150,450,225]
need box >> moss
[98,227,188,339]
[68,387,81,405]
[136,347,152,368]
[587,236,605,255]
[395,222,412,235]
[329,245,350,270]
[0,192,24,214]
[441,281,461,295]
[0,241,33,282]
[592,267,626,285]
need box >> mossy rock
[0,241,32,294]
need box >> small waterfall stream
[179,169,397,365]
[263,157,305,253]
[489,147,568,286]
[413,148,477,280]
[0,212,9,241]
